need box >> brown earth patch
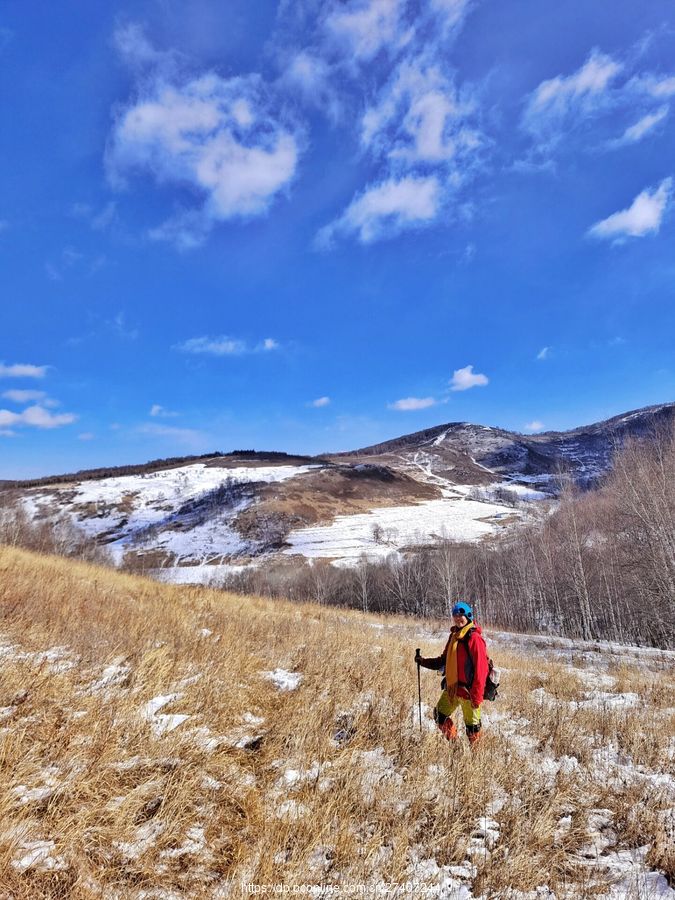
[234,464,440,542]
[325,449,495,486]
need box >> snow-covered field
[1,608,673,897]
[284,486,543,565]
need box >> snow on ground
[484,481,551,501]
[21,454,558,577]
[1,624,672,896]
[141,693,191,737]
[283,494,529,564]
[26,463,317,563]
[262,668,303,691]
[485,629,675,670]
[152,562,255,586]
[11,838,67,873]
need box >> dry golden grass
[0,545,673,899]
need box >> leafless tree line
[0,493,112,565]
[223,427,675,648]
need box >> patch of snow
[407,847,475,899]
[271,760,333,793]
[600,846,675,899]
[275,799,309,821]
[153,562,257,586]
[201,774,223,791]
[12,785,55,805]
[575,690,640,710]
[223,712,266,750]
[488,628,675,670]
[284,492,535,564]
[141,693,190,736]
[467,815,501,858]
[408,701,438,733]
[159,826,206,859]
[88,659,131,693]
[12,840,67,873]
[185,726,224,753]
[262,668,303,691]
[351,747,403,805]
[115,820,165,859]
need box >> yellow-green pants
[435,690,481,729]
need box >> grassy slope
[0,546,673,898]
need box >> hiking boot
[439,718,458,741]
[467,729,481,749]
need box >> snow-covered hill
[5,401,673,582]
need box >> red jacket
[420,623,489,706]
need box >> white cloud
[175,335,280,356]
[361,54,481,166]
[0,405,77,429]
[525,50,621,126]
[324,0,407,62]
[309,396,331,408]
[633,74,675,99]
[388,396,437,411]
[107,26,301,248]
[150,404,179,418]
[450,365,488,391]
[587,177,672,241]
[2,389,48,403]
[522,49,625,156]
[0,363,48,379]
[429,0,472,31]
[317,175,440,245]
[286,0,478,246]
[536,347,550,361]
[177,336,247,356]
[615,105,668,145]
[524,420,544,433]
[521,50,675,158]
[78,432,95,441]
[113,22,167,71]
[280,52,341,121]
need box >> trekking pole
[415,649,422,734]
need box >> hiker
[415,601,488,747]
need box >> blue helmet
[451,601,473,620]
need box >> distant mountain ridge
[335,401,675,487]
[3,401,673,577]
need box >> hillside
[2,402,673,582]
[0,547,673,897]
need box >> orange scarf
[445,622,474,691]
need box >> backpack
[484,659,500,702]
[457,630,500,702]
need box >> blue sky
[1,0,674,478]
